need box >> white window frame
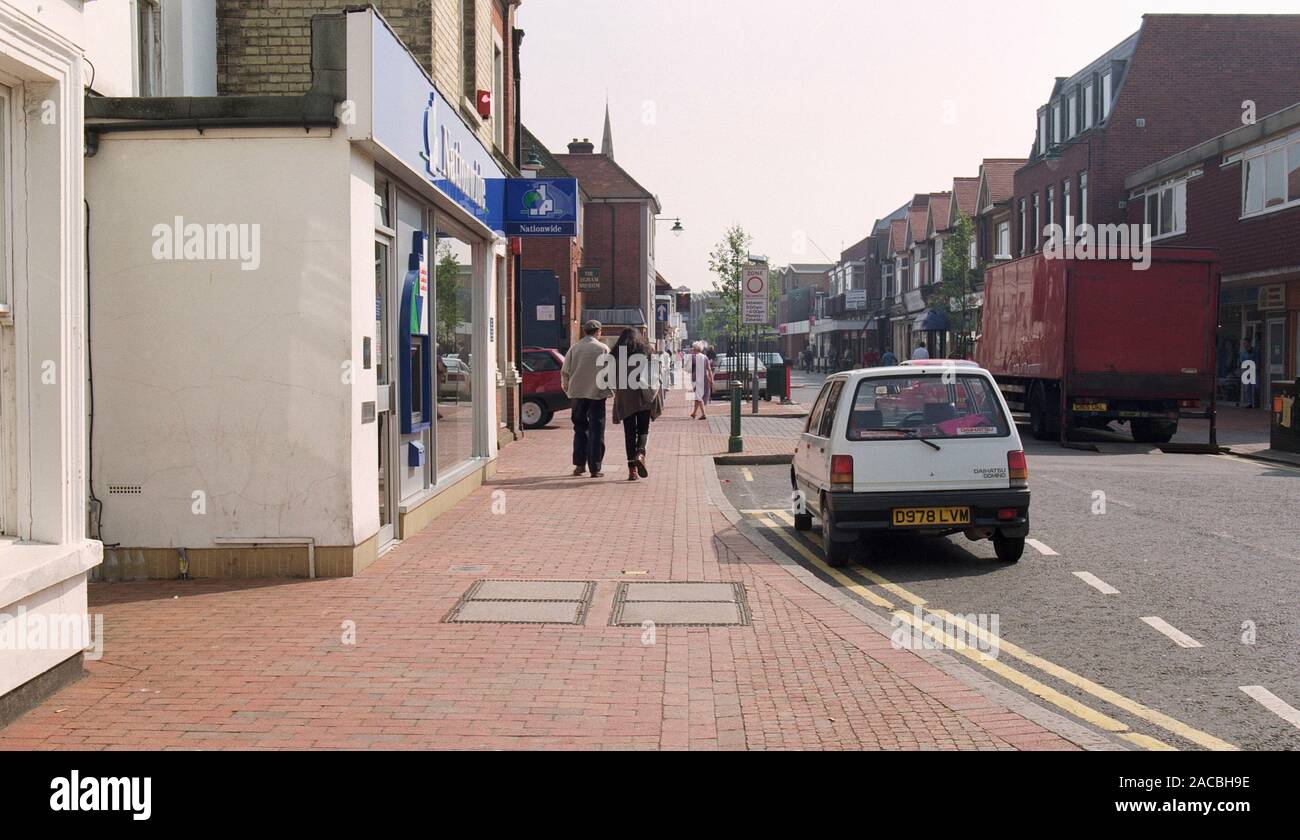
[0,84,10,318]
[1019,198,1027,256]
[1084,81,1095,130]
[996,221,1011,260]
[1038,111,1048,155]
[1132,174,1193,240]
[1047,186,1056,230]
[1032,193,1040,251]
[1101,71,1113,120]
[133,0,163,97]
[1052,102,1062,145]
[1067,92,1078,137]
[1229,131,1300,220]
[1079,172,1088,227]
[1063,178,1072,231]
[0,82,11,535]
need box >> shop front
[1216,282,1293,408]
[84,9,513,578]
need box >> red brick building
[553,131,661,341]
[1013,14,1300,261]
[1125,101,1300,406]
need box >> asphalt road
[718,425,1300,751]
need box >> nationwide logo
[522,183,555,217]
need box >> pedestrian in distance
[561,320,612,478]
[863,346,881,369]
[912,341,930,360]
[611,328,664,482]
[881,346,898,367]
[687,343,713,420]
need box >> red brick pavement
[0,389,1086,751]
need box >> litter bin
[766,362,789,402]
[1271,380,1299,454]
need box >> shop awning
[912,309,951,331]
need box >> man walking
[562,320,613,477]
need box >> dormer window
[1101,70,1113,120]
[1067,92,1078,137]
[1084,81,1095,130]
[1052,102,1062,145]
[1038,110,1048,155]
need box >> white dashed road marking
[1072,571,1119,595]
[1140,616,1203,648]
[1240,686,1300,730]
[1026,538,1058,556]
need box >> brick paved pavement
[0,389,1088,751]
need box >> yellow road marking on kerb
[1119,732,1178,751]
[755,517,894,609]
[754,514,1236,752]
[741,467,754,482]
[769,510,926,606]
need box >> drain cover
[610,581,750,627]
[443,580,595,625]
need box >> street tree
[936,212,982,358]
[702,225,753,346]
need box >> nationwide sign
[742,263,769,325]
[504,178,579,237]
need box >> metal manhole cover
[443,580,596,625]
[609,581,750,627]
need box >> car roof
[827,362,994,379]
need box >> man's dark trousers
[571,398,607,474]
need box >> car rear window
[846,374,1010,440]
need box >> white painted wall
[87,129,361,548]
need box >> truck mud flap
[1059,441,1100,452]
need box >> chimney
[567,138,595,154]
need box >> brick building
[973,159,1024,265]
[1126,101,1300,406]
[1012,14,1300,260]
[775,265,831,361]
[554,127,661,338]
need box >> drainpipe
[213,537,316,580]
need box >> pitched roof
[521,126,577,181]
[977,158,1027,212]
[926,193,952,237]
[948,177,980,224]
[553,151,662,211]
[905,200,930,248]
[889,218,909,254]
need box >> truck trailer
[977,248,1220,444]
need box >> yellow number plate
[1073,401,1108,412]
[891,507,972,527]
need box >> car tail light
[1007,450,1028,488]
[997,508,1018,521]
[1178,399,1199,409]
[831,455,854,487]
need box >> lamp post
[655,217,685,237]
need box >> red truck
[976,248,1220,444]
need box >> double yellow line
[749,509,1237,752]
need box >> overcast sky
[518,0,1297,291]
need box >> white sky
[518,0,1298,291]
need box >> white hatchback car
[791,361,1030,567]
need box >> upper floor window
[1080,172,1089,227]
[1047,186,1056,230]
[136,0,163,96]
[461,0,478,101]
[1083,82,1095,130]
[1019,198,1027,256]
[1032,193,1041,251]
[1140,177,1188,239]
[1063,179,1073,228]
[1101,71,1113,120]
[1038,111,1048,155]
[1052,102,1062,145]
[996,221,1011,260]
[492,37,505,150]
[1239,135,1300,217]
[1067,93,1078,137]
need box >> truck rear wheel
[1028,384,1058,441]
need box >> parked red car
[521,346,571,429]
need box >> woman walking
[687,343,713,420]
[612,329,663,481]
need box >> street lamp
[656,216,685,237]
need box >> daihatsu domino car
[791,361,1030,566]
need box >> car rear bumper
[825,488,1030,537]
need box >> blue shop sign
[368,12,505,229]
[503,178,579,237]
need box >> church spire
[601,100,614,161]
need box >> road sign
[655,302,669,323]
[742,263,769,325]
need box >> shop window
[399,231,434,435]
[435,224,476,474]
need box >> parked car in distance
[713,354,768,398]
[520,346,570,428]
[439,355,471,401]
[791,361,1030,567]
[758,352,784,367]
